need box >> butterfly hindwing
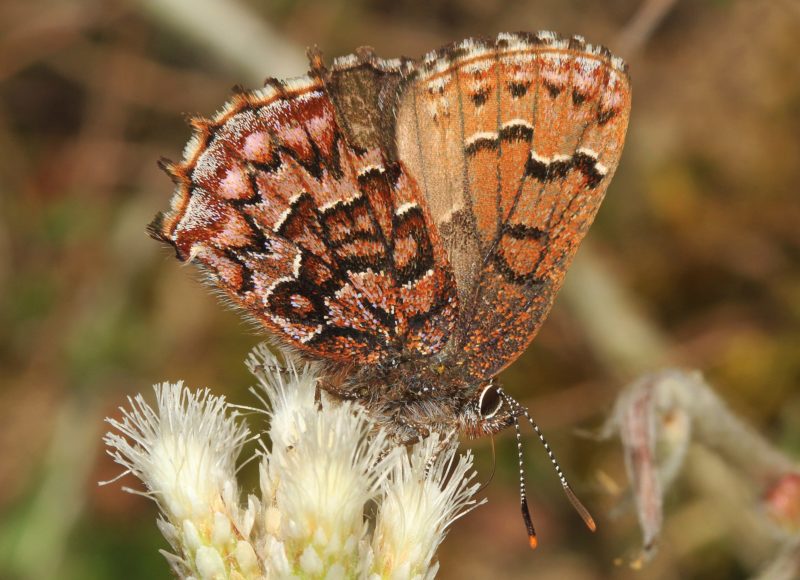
[150,74,458,364]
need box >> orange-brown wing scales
[397,32,631,378]
[397,54,484,314]
[457,46,502,249]
[150,79,458,364]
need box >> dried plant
[600,369,800,570]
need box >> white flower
[104,345,483,579]
[104,383,258,578]
[371,434,484,580]
[251,345,397,577]
[104,383,249,522]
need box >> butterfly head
[459,379,597,546]
[460,379,520,438]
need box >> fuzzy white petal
[104,382,249,522]
[194,546,226,579]
[371,433,484,579]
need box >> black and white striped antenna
[499,388,596,548]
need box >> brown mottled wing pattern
[149,72,458,364]
[395,32,631,379]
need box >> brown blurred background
[1,0,798,578]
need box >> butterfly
[149,31,631,546]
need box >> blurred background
[1,0,798,578]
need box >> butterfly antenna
[517,403,597,533]
[513,417,538,549]
[497,388,597,532]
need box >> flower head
[104,345,483,579]
[371,433,484,580]
[104,383,249,522]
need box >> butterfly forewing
[396,32,631,378]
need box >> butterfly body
[150,31,631,441]
[339,353,506,441]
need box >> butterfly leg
[373,424,426,467]
[319,380,365,402]
[391,428,450,478]
[422,435,452,478]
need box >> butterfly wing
[149,69,458,364]
[395,32,631,379]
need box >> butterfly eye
[478,384,503,419]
